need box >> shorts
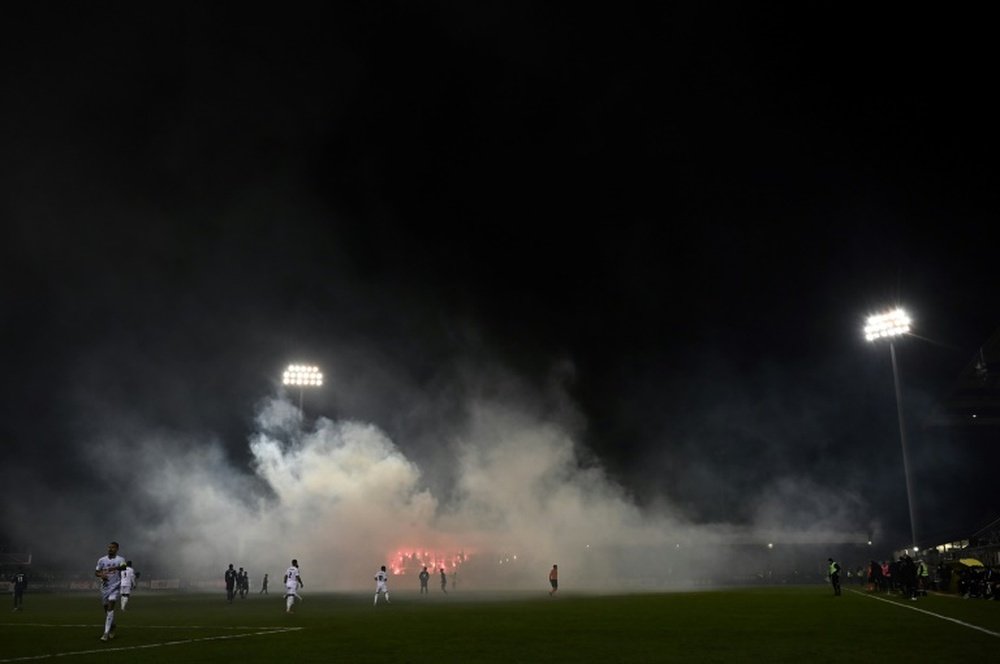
[550,580,558,589]
[375,582,388,593]
[101,585,120,604]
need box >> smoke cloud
[49,369,871,591]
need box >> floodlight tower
[864,308,918,551]
[282,364,324,416]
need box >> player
[11,568,27,611]
[225,564,237,603]
[260,573,269,594]
[284,559,303,613]
[374,565,390,605]
[120,561,137,611]
[549,564,558,596]
[440,568,448,593]
[418,566,429,594]
[95,541,127,641]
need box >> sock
[286,595,294,611]
[385,592,390,602]
[104,610,114,634]
[374,593,379,605]
[121,596,129,611]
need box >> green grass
[2,587,998,662]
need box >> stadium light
[282,364,323,414]
[863,308,911,341]
[864,307,918,551]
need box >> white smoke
[92,388,870,592]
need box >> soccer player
[549,564,558,596]
[439,568,448,593]
[225,564,237,603]
[95,541,127,641]
[120,561,137,611]
[374,565,390,605]
[238,567,247,599]
[260,573,269,594]
[284,559,303,613]
[11,568,27,611]
[418,566,429,594]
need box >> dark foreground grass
[2,587,998,663]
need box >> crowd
[852,556,999,600]
[953,566,999,599]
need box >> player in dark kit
[11,569,27,611]
[225,564,237,603]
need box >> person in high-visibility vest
[917,560,930,596]
[828,558,841,596]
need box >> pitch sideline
[849,589,1000,639]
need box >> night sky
[2,5,997,577]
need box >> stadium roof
[924,327,1000,428]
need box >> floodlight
[283,364,324,387]
[864,308,911,342]
[282,363,324,414]
[860,306,918,550]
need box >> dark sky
[2,4,997,562]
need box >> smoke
[53,372,871,591]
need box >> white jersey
[285,566,301,590]
[374,569,388,590]
[96,555,126,591]
[97,554,126,603]
[120,567,136,592]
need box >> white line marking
[0,626,302,662]
[850,590,1000,638]
[0,624,294,630]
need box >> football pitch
[2,587,998,662]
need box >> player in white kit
[120,561,136,611]
[374,565,390,605]
[95,541,127,641]
[284,559,303,613]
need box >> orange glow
[387,548,471,576]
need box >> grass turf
[1,587,998,662]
